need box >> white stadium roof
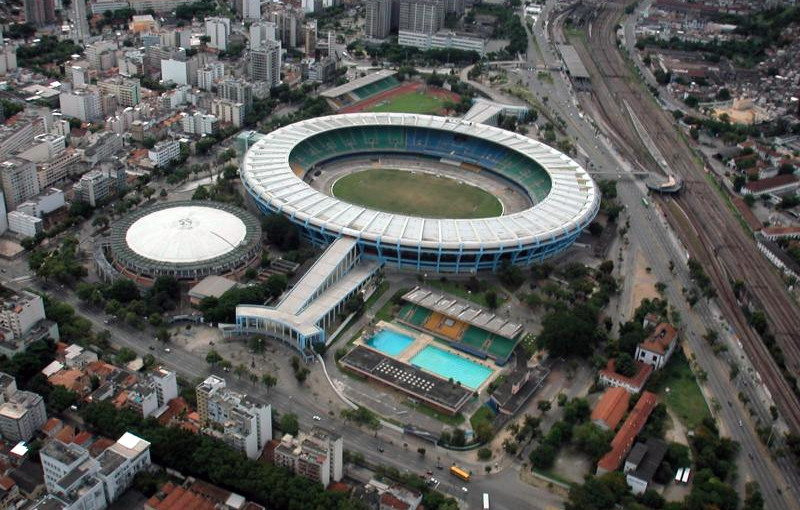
[125,205,247,264]
[241,113,598,250]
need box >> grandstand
[320,70,399,108]
[398,287,522,365]
[241,113,599,273]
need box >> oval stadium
[240,113,599,273]
[104,201,262,285]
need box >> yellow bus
[449,465,470,482]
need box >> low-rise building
[599,359,653,394]
[0,388,46,442]
[635,323,678,370]
[148,140,181,168]
[269,427,342,487]
[591,387,630,431]
[188,276,239,306]
[624,439,669,495]
[596,392,658,474]
[6,210,42,238]
[398,30,485,56]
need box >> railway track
[571,0,800,433]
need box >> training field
[368,91,449,114]
[332,169,503,219]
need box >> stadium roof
[125,205,247,264]
[558,44,590,79]
[320,70,397,98]
[402,286,523,339]
[241,113,598,250]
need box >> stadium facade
[241,113,599,273]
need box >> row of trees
[199,276,287,324]
[75,277,181,332]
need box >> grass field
[333,169,502,219]
[367,91,449,114]
[649,350,711,430]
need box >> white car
[313,415,321,421]
[461,487,468,493]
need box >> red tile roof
[591,387,630,430]
[762,225,800,236]
[0,476,16,491]
[54,425,75,444]
[146,482,218,510]
[743,174,798,193]
[639,323,677,355]
[597,391,658,473]
[599,359,653,392]
[381,492,412,510]
[40,417,63,436]
[73,431,93,446]
[89,437,115,458]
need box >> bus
[482,493,490,510]
[449,465,470,482]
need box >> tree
[280,413,300,435]
[294,366,310,383]
[565,472,630,510]
[485,290,499,309]
[475,421,493,444]
[537,400,551,413]
[156,327,171,343]
[615,352,637,377]
[477,447,492,460]
[206,349,223,365]
[92,215,110,229]
[572,423,613,460]
[261,373,277,393]
[265,274,288,299]
[114,347,137,365]
[538,304,600,358]
[529,443,556,469]
[417,447,426,456]
[48,385,79,413]
[234,363,249,380]
[451,428,466,447]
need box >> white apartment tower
[365,0,392,40]
[0,158,39,211]
[205,17,231,52]
[250,40,282,88]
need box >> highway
[506,1,800,507]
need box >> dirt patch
[628,250,660,316]
[664,408,689,446]
[552,448,591,484]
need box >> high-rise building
[271,10,302,48]
[242,0,261,19]
[59,88,103,122]
[205,17,231,51]
[0,158,39,211]
[218,78,253,110]
[250,41,282,89]
[24,0,56,27]
[445,0,464,15]
[365,0,392,40]
[98,77,141,107]
[0,291,46,338]
[197,62,225,91]
[271,427,342,487]
[398,0,444,34]
[72,0,90,45]
[250,21,278,50]
[0,373,46,443]
[160,51,198,86]
[304,21,317,55]
[195,376,271,460]
[211,100,245,127]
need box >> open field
[368,91,448,114]
[332,169,502,219]
[649,350,710,430]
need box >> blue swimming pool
[366,330,415,356]
[410,346,493,389]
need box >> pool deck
[357,320,500,394]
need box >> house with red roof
[591,387,630,431]
[635,323,678,370]
[599,359,653,394]
[597,392,658,474]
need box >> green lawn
[470,405,495,431]
[425,279,504,308]
[648,350,711,430]
[375,288,411,322]
[333,169,502,219]
[368,91,447,114]
[404,400,465,426]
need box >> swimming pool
[410,346,493,389]
[366,330,415,356]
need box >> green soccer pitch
[332,168,503,219]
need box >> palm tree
[261,373,277,393]
[234,363,248,380]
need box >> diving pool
[410,346,492,389]
[366,329,415,356]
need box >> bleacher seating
[288,126,553,203]
[351,76,401,100]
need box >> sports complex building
[98,201,262,286]
[233,112,598,368]
[240,112,599,273]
